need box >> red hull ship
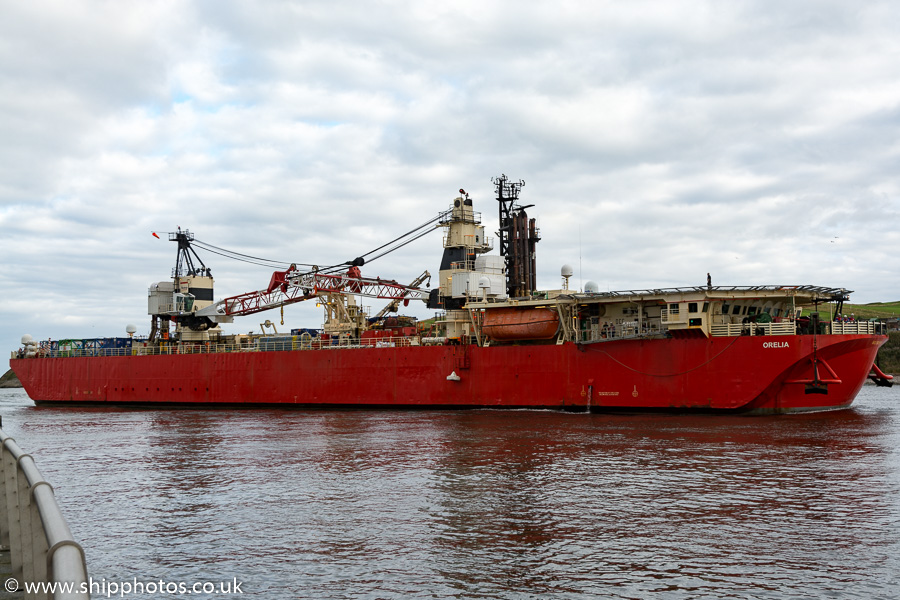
[10,177,888,414]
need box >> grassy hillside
[858,301,900,318]
[839,301,900,319]
[803,300,900,319]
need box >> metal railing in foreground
[0,428,88,600]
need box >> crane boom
[196,269,430,321]
[373,270,431,319]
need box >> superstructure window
[732,305,741,315]
[688,302,698,313]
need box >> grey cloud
[1,0,899,352]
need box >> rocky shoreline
[0,369,22,388]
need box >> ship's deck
[11,319,886,359]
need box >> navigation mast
[494,174,540,298]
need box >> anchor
[787,356,842,395]
[806,358,829,395]
[788,303,840,395]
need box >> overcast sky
[2,0,899,351]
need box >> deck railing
[9,320,889,359]
[710,322,796,337]
[0,428,88,600]
[578,321,664,343]
[579,319,884,341]
[659,308,684,324]
[710,320,881,337]
[830,321,882,335]
[14,335,424,358]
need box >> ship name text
[762,341,789,349]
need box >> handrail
[10,321,888,359]
[830,321,881,335]
[578,321,664,343]
[16,335,424,358]
[710,320,879,337]
[569,284,852,299]
[0,428,88,599]
[710,322,797,337]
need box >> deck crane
[151,211,443,337]
[193,265,431,323]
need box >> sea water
[0,385,897,599]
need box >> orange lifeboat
[481,308,559,341]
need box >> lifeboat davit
[482,308,559,341]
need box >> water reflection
[0,387,897,598]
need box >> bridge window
[688,302,698,313]
[732,305,742,315]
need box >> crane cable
[190,242,296,269]
[365,226,439,263]
[307,210,447,275]
[192,209,448,276]
[357,211,448,262]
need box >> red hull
[11,334,885,414]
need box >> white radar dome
[21,334,34,345]
[561,264,574,278]
[584,281,599,293]
[126,324,137,334]
[478,277,491,289]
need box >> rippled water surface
[1,386,899,599]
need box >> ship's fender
[482,308,559,341]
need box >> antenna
[578,224,583,292]
[493,174,539,298]
[561,264,573,290]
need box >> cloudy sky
[2,0,899,351]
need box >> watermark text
[5,576,244,597]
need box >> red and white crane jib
[196,270,430,320]
[289,271,429,302]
